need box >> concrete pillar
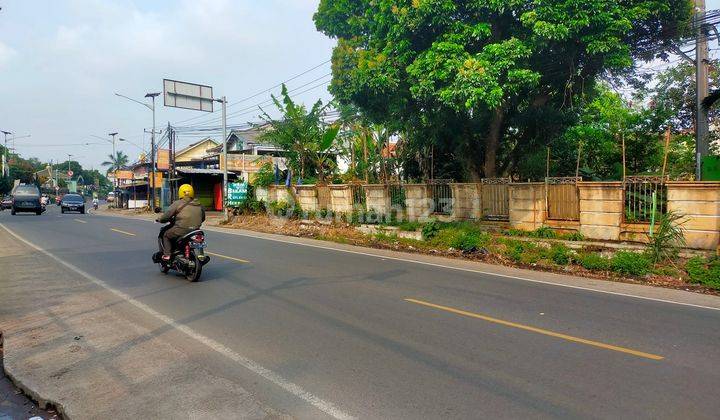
[404,184,432,221]
[295,185,318,212]
[508,183,546,230]
[450,183,481,220]
[329,185,353,213]
[578,182,623,241]
[364,184,390,214]
[667,181,720,250]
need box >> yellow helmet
[178,184,194,199]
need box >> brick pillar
[364,184,390,214]
[295,185,318,212]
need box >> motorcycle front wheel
[185,250,202,282]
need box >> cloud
[0,41,17,68]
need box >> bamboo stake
[575,141,582,179]
[621,132,626,181]
[661,127,671,183]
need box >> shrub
[530,226,557,239]
[504,228,525,237]
[611,251,651,276]
[549,244,571,265]
[453,231,490,253]
[397,221,421,232]
[686,256,720,289]
[562,232,585,241]
[502,239,544,264]
[422,218,441,240]
[647,211,686,263]
[576,252,611,271]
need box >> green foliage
[530,226,557,239]
[686,257,720,289]
[576,252,612,271]
[431,228,490,253]
[252,162,276,188]
[648,211,685,263]
[611,251,651,276]
[421,218,441,240]
[259,84,340,183]
[315,0,691,179]
[549,244,571,265]
[647,211,686,262]
[563,232,585,241]
[397,221,421,232]
[101,151,130,174]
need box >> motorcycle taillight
[193,234,204,243]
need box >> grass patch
[686,256,720,289]
[575,252,611,271]
[610,251,651,276]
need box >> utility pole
[1,130,11,177]
[146,92,161,211]
[216,96,229,221]
[109,132,118,189]
[696,0,710,180]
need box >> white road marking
[0,223,354,420]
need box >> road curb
[1,332,65,418]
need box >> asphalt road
[2,205,720,419]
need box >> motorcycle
[152,225,210,282]
[93,202,99,211]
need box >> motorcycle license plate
[190,242,207,249]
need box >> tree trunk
[483,108,505,178]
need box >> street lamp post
[115,92,161,211]
[1,130,11,177]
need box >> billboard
[157,149,170,170]
[163,79,214,112]
[227,182,248,207]
[115,170,134,180]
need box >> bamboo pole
[661,127,671,183]
[575,141,582,179]
[621,132,626,180]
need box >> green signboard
[227,182,248,206]
[68,180,78,193]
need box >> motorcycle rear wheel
[185,251,202,282]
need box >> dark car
[61,193,85,214]
[11,185,43,215]
[1,195,12,210]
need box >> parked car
[11,185,43,215]
[1,195,13,210]
[61,193,86,214]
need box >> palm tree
[101,151,129,174]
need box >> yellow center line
[110,228,136,236]
[206,251,250,264]
[74,219,87,224]
[404,298,663,361]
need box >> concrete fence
[260,181,720,250]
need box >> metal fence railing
[350,183,366,210]
[623,176,668,223]
[481,177,510,220]
[546,177,580,221]
[388,184,406,209]
[429,179,453,215]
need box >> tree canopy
[315,0,692,180]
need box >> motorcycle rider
[156,184,206,261]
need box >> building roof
[206,124,278,154]
[175,138,219,161]
[176,168,226,175]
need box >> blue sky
[0,0,335,169]
[0,1,719,169]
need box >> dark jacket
[157,198,205,229]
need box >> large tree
[315,0,692,179]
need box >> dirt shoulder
[0,226,278,419]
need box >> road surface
[1,205,720,419]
